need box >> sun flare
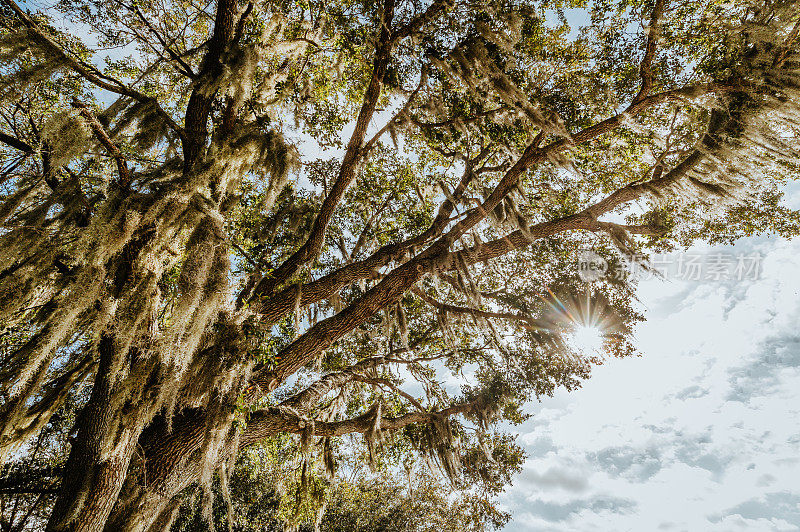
[571,325,606,353]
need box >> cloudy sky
[500,187,800,531]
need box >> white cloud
[501,233,800,531]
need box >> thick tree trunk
[46,335,142,532]
[103,412,238,532]
[42,0,242,528]
[102,406,304,531]
[103,454,205,532]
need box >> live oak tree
[0,0,799,529]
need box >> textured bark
[103,414,213,532]
[46,335,139,532]
[102,396,475,532]
[182,0,238,169]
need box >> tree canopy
[0,0,798,529]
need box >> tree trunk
[46,335,143,532]
[103,456,202,532]
[103,417,237,532]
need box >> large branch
[0,132,33,153]
[633,0,666,103]
[248,0,397,299]
[241,401,473,446]
[181,0,240,167]
[131,384,471,495]
[129,397,473,500]
[445,155,707,269]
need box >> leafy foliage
[0,0,798,529]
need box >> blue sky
[499,188,800,531]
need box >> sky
[499,187,800,531]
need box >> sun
[571,324,606,353]
[536,287,618,354]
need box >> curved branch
[241,401,473,446]
[0,132,33,153]
[392,0,453,42]
[633,0,666,103]
[248,0,398,299]
[72,100,131,188]
[3,0,186,143]
[443,156,707,269]
[436,83,737,249]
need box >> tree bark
[182,0,238,170]
[102,410,232,532]
[46,335,141,532]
